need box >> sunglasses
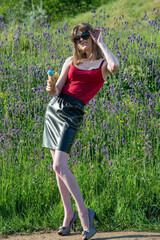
[73,31,90,44]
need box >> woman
[42,23,119,240]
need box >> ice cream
[47,70,59,88]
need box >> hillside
[66,0,160,29]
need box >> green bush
[0,0,106,24]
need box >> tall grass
[0,2,160,235]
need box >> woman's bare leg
[52,149,89,231]
[50,149,74,228]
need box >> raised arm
[89,29,120,79]
[46,56,73,96]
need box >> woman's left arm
[90,29,120,78]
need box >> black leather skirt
[42,93,85,154]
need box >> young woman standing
[42,23,119,240]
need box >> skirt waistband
[58,93,86,110]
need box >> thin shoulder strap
[99,59,105,69]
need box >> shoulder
[61,56,73,72]
[65,56,73,66]
[101,59,111,79]
[100,58,107,66]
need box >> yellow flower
[0,93,7,98]
[116,116,119,119]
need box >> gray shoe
[82,209,102,240]
[82,227,96,240]
[58,211,78,236]
[82,209,96,240]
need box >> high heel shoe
[58,211,78,236]
[82,209,102,240]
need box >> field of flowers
[0,6,160,235]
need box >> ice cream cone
[47,70,59,88]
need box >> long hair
[71,23,103,65]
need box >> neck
[84,47,92,59]
[86,51,92,59]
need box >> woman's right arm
[46,56,73,96]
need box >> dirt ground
[1,231,160,240]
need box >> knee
[52,150,69,176]
[53,162,64,176]
[53,162,59,174]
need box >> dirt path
[1,231,160,240]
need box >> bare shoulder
[65,56,73,66]
[101,59,111,79]
[60,56,73,72]
[101,58,107,66]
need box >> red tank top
[61,59,105,104]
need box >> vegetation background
[0,0,109,23]
[0,0,160,236]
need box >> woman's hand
[46,78,56,95]
[89,29,103,45]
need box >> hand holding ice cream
[46,70,59,95]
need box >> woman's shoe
[58,211,78,236]
[82,227,96,240]
[82,209,102,240]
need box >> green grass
[0,0,160,236]
[67,0,160,28]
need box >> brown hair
[71,23,103,65]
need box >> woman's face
[76,29,92,53]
